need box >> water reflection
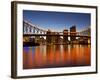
[23,45,91,69]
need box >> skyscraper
[70,25,76,42]
[63,29,68,44]
[46,29,52,44]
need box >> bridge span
[23,20,91,45]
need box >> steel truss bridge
[23,20,91,38]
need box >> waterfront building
[70,25,76,42]
[63,29,68,44]
[40,37,45,45]
[35,36,40,43]
[46,29,60,44]
[54,32,60,44]
[46,29,52,44]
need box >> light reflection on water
[23,45,91,69]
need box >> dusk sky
[23,10,91,32]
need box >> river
[23,45,91,69]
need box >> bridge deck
[23,34,91,38]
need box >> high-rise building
[46,29,52,44]
[63,29,68,44]
[51,32,56,44]
[70,25,76,42]
[55,32,60,44]
[46,29,60,44]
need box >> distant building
[40,37,45,44]
[46,29,60,44]
[55,32,60,44]
[51,32,56,44]
[70,25,76,42]
[63,29,68,44]
[46,29,52,44]
[35,36,40,43]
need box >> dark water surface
[23,45,91,69]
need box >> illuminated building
[46,29,52,44]
[70,25,76,42]
[63,29,68,44]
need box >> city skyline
[23,10,91,32]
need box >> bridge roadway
[23,34,91,38]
